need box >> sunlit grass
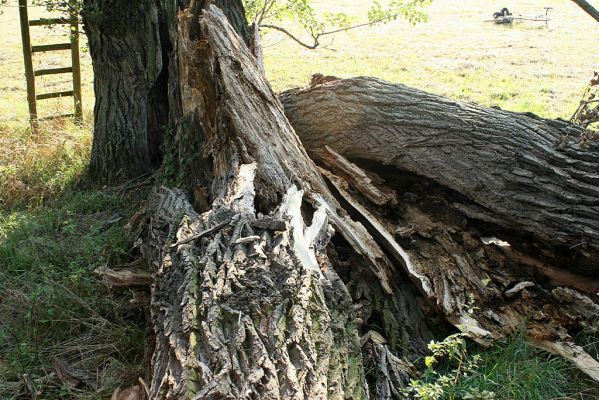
[0,117,93,209]
[262,0,598,119]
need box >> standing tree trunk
[84,1,599,397]
[82,0,165,183]
[82,0,252,184]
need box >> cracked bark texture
[281,78,599,273]
[135,6,429,399]
[129,3,599,398]
[82,0,165,183]
[310,147,599,383]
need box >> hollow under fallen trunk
[126,4,599,399]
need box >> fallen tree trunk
[128,5,599,399]
[281,77,599,275]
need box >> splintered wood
[134,4,599,398]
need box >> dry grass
[263,0,599,119]
[0,118,92,209]
[0,2,95,209]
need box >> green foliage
[0,190,145,398]
[406,333,597,400]
[244,0,431,48]
[368,0,431,25]
[406,333,495,400]
[32,0,81,17]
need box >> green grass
[0,189,146,399]
[416,334,599,400]
[459,338,596,400]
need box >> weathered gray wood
[136,6,427,398]
[281,77,599,271]
[18,0,37,130]
[317,154,599,382]
[131,7,599,397]
[70,0,83,123]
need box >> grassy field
[263,0,599,118]
[0,0,598,398]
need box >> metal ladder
[18,0,82,130]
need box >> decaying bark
[133,6,436,398]
[130,5,599,399]
[281,77,599,275]
[279,79,599,381]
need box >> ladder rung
[34,67,73,76]
[29,18,70,26]
[38,114,75,122]
[31,43,72,53]
[36,90,74,100]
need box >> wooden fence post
[18,0,38,131]
[70,0,83,123]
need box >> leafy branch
[244,0,432,49]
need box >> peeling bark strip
[281,77,599,271]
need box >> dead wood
[135,6,423,398]
[131,5,599,398]
[281,77,599,275]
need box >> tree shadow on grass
[0,184,148,399]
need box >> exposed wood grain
[281,77,599,272]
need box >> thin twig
[260,14,399,50]
[170,219,230,248]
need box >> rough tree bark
[281,77,599,275]
[81,1,599,398]
[83,0,251,185]
[134,5,431,398]
[120,5,599,399]
[82,0,166,183]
